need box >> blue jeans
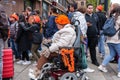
[8,38,19,59]
[98,32,105,56]
[102,43,120,72]
[0,39,4,80]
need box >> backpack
[0,4,9,41]
[102,17,119,37]
[71,12,87,69]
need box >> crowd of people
[0,1,120,80]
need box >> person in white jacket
[29,14,76,79]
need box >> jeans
[102,43,120,72]
[8,38,20,59]
[0,39,4,80]
[98,31,105,56]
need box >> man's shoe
[110,59,117,63]
[98,65,108,72]
[92,62,99,66]
[22,61,31,65]
[16,60,24,64]
[83,67,95,73]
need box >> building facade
[75,0,86,8]
[0,0,75,18]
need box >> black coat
[22,23,42,44]
[16,22,31,52]
[85,13,99,37]
[96,12,107,30]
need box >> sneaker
[32,61,37,66]
[110,59,118,63]
[29,72,39,80]
[22,61,31,65]
[28,68,40,79]
[98,65,108,72]
[118,72,120,78]
[16,60,24,64]
[83,67,95,73]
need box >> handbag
[80,44,87,69]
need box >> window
[42,2,49,19]
[24,0,35,10]
[58,0,62,5]
[81,2,84,6]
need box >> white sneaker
[29,68,34,73]
[22,61,31,65]
[118,72,120,78]
[98,65,108,72]
[29,72,39,80]
[32,61,37,66]
[83,67,95,73]
[16,60,24,64]
[28,68,40,79]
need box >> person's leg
[114,44,120,72]
[24,51,30,61]
[88,37,99,66]
[10,38,18,59]
[110,54,118,63]
[31,44,40,61]
[22,51,31,65]
[98,35,101,53]
[102,43,116,66]
[100,35,105,56]
[0,39,4,80]
[36,55,48,70]
[22,51,25,61]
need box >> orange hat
[10,14,19,21]
[55,15,70,25]
[33,15,41,23]
[97,5,103,11]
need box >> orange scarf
[60,48,75,72]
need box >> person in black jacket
[23,15,42,62]
[85,4,99,66]
[96,5,107,59]
[16,15,31,65]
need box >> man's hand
[87,22,92,26]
